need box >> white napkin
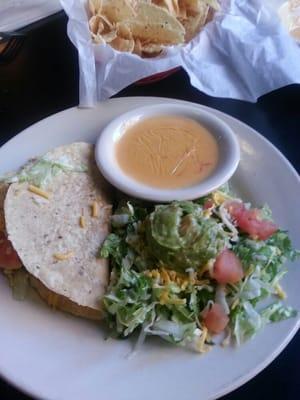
[61,0,300,106]
[0,0,62,32]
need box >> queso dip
[116,116,219,189]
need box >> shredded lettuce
[261,303,297,322]
[231,301,297,346]
[1,156,87,188]
[228,230,299,343]
[232,301,263,346]
[104,262,215,346]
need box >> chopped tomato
[226,201,278,241]
[225,201,245,219]
[202,303,229,334]
[236,209,278,241]
[213,249,244,284]
[0,231,22,270]
[203,199,214,210]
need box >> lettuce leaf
[2,156,87,188]
[232,300,297,345]
[261,303,297,322]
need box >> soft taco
[0,142,112,320]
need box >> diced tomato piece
[213,249,244,284]
[236,209,278,241]
[226,201,278,241]
[203,199,214,210]
[202,303,229,334]
[0,231,22,270]
[225,201,245,220]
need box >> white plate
[0,97,299,400]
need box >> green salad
[100,186,299,352]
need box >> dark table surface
[0,12,299,400]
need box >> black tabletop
[0,12,299,400]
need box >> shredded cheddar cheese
[275,283,286,299]
[200,259,215,277]
[231,298,239,310]
[159,290,186,306]
[181,281,188,290]
[145,267,209,288]
[79,216,86,228]
[212,190,231,206]
[91,201,99,218]
[28,185,50,200]
[160,268,170,285]
[53,251,74,261]
[198,327,208,353]
[221,329,231,348]
[203,209,212,218]
[159,290,169,305]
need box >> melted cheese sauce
[116,116,219,189]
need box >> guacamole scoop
[146,201,229,271]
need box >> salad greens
[100,187,299,352]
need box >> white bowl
[95,103,240,201]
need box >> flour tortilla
[4,143,112,318]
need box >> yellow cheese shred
[203,209,212,218]
[275,283,286,299]
[28,185,50,200]
[158,290,186,306]
[91,201,99,218]
[212,190,232,206]
[231,298,239,310]
[198,327,208,353]
[145,267,209,288]
[53,251,74,261]
[79,216,86,228]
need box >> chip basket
[135,67,181,85]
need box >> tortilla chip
[117,21,133,39]
[102,30,118,43]
[203,0,220,11]
[133,38,143,56]
[142,42,164,56]
[89,0,103,15]
[102,0,136,23]
[127,20,184,44]
[110,36,135,52]
[135,2,184,31]
[89,14,102,33]
[152,0,180,18]
[181,3,209,41]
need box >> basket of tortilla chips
[87,0,218,57]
